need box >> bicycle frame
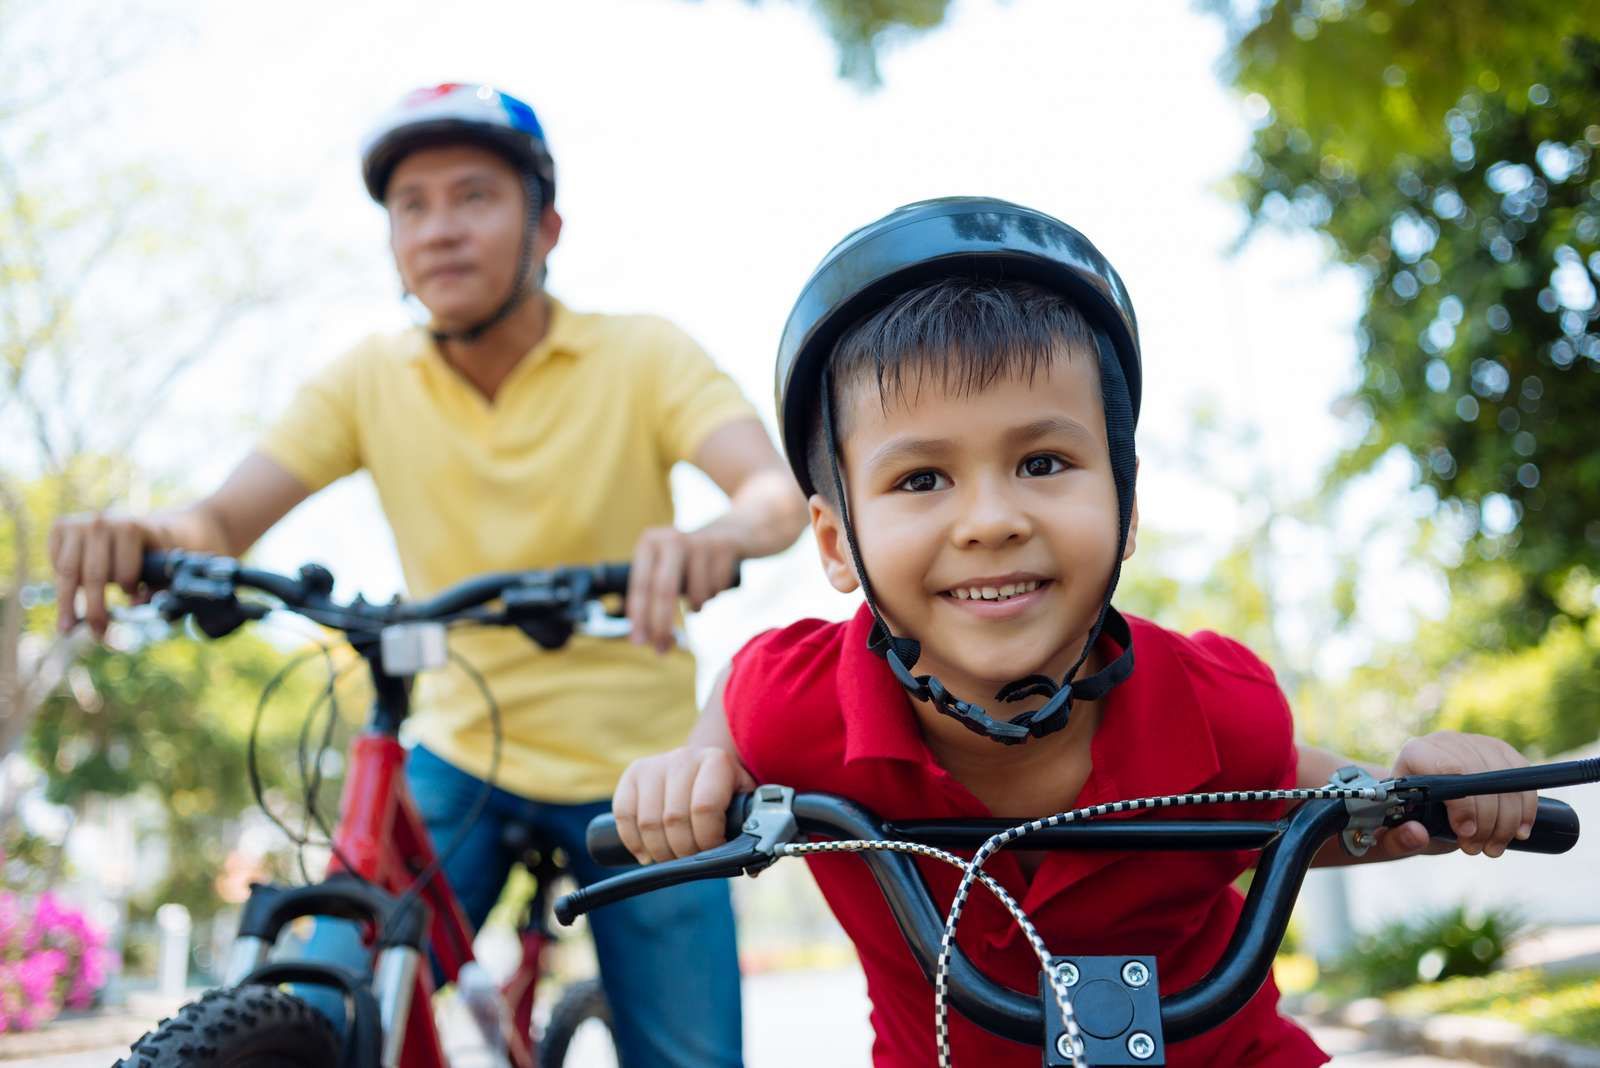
[132,551,681,1068]
[223,641,544,1068]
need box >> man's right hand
[611,746,756,865]
[48,512,166,638]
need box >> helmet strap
[430,174,543,346]
[821,327,1138,747]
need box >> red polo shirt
[724,605,1329,1067]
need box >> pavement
[0,968,1503,1067]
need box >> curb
[0,993,187,1062]
[1301,997,1600,1068]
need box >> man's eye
[898,470,948,493]
[1020,454,1068,477]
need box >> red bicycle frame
[324,728,544,1068]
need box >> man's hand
[1378,730,1538,860]
[48,513,167,638]
[626,522,744,653]
[612,746,756,865]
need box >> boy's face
[812,348,1137,704]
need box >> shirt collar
[408,294,590,374]
[837,604,930,766]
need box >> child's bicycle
[561,760,1596,1066]
[110,550,650,1068]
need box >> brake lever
[573,601,689,646]
[554,835,773,925]
[555,785,799,924]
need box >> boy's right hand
[612,746,756,865]
[48,512,164,638]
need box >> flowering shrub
[0,891,115,1032]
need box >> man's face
[386,144,557,330]
[812,349,1137,704]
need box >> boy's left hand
[1380,730,1538,859]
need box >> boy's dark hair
[807,277,1098,504]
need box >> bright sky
[101,0,1430,686]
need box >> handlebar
[140,551,636,632]
[559,759,1595,1046]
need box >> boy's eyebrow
[862,435,956,472]
[862,417,1100,471]
[1006,415,1101,448]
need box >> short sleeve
[644,319,758,466]
[1191,631,1301,797]
[256,345,365,493]
[723,618,843,786]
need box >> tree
[1217,0,1600,640]
[23,631,346,918]
[1211,1,1600,754]
[0,0,289,764]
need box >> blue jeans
[295,745,743,1067]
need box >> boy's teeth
[951,580,1041,602]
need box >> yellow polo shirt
[258,298,757,801]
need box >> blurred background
[1,0,1597,1061]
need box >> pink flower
[0,894,111,1030]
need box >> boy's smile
[813,348,1137,710]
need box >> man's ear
[810,494,861,593]
[535,205,563,261]
[1122,457,1140,561]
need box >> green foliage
[22,632,346,919]
[1387,967,1600,1045]
[1214,0,1600,758]
[1221,2,1600,636]
[798,0,953,83]
[1330,903,1525,995]
[1435,612,1600,757]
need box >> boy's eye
[1020,454,1068,478]
[897,470,949,493]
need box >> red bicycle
[113,551,635,1068]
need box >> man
[50,83,805,1066]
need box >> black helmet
[776,196,1141,498]
[778,196,1142,745]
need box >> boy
[611,198,1538,1066]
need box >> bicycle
[110,550,649,1068]
[559,759,1597,1066]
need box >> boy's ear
[809,494,861,594]
[1122,457,1140,562]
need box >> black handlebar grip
[586,793,754,867]
[587,561,744,599]
[1417,796,1580,855]
[589,563,632,597]
[140,551,188,588]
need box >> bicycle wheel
[115,984,341,1067]
[540,978,616,1068]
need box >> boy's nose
[950,481,1031,547]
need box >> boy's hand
[612,746,756,865]
[1385,731,1537,859]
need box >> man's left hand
[626,523,744,653]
